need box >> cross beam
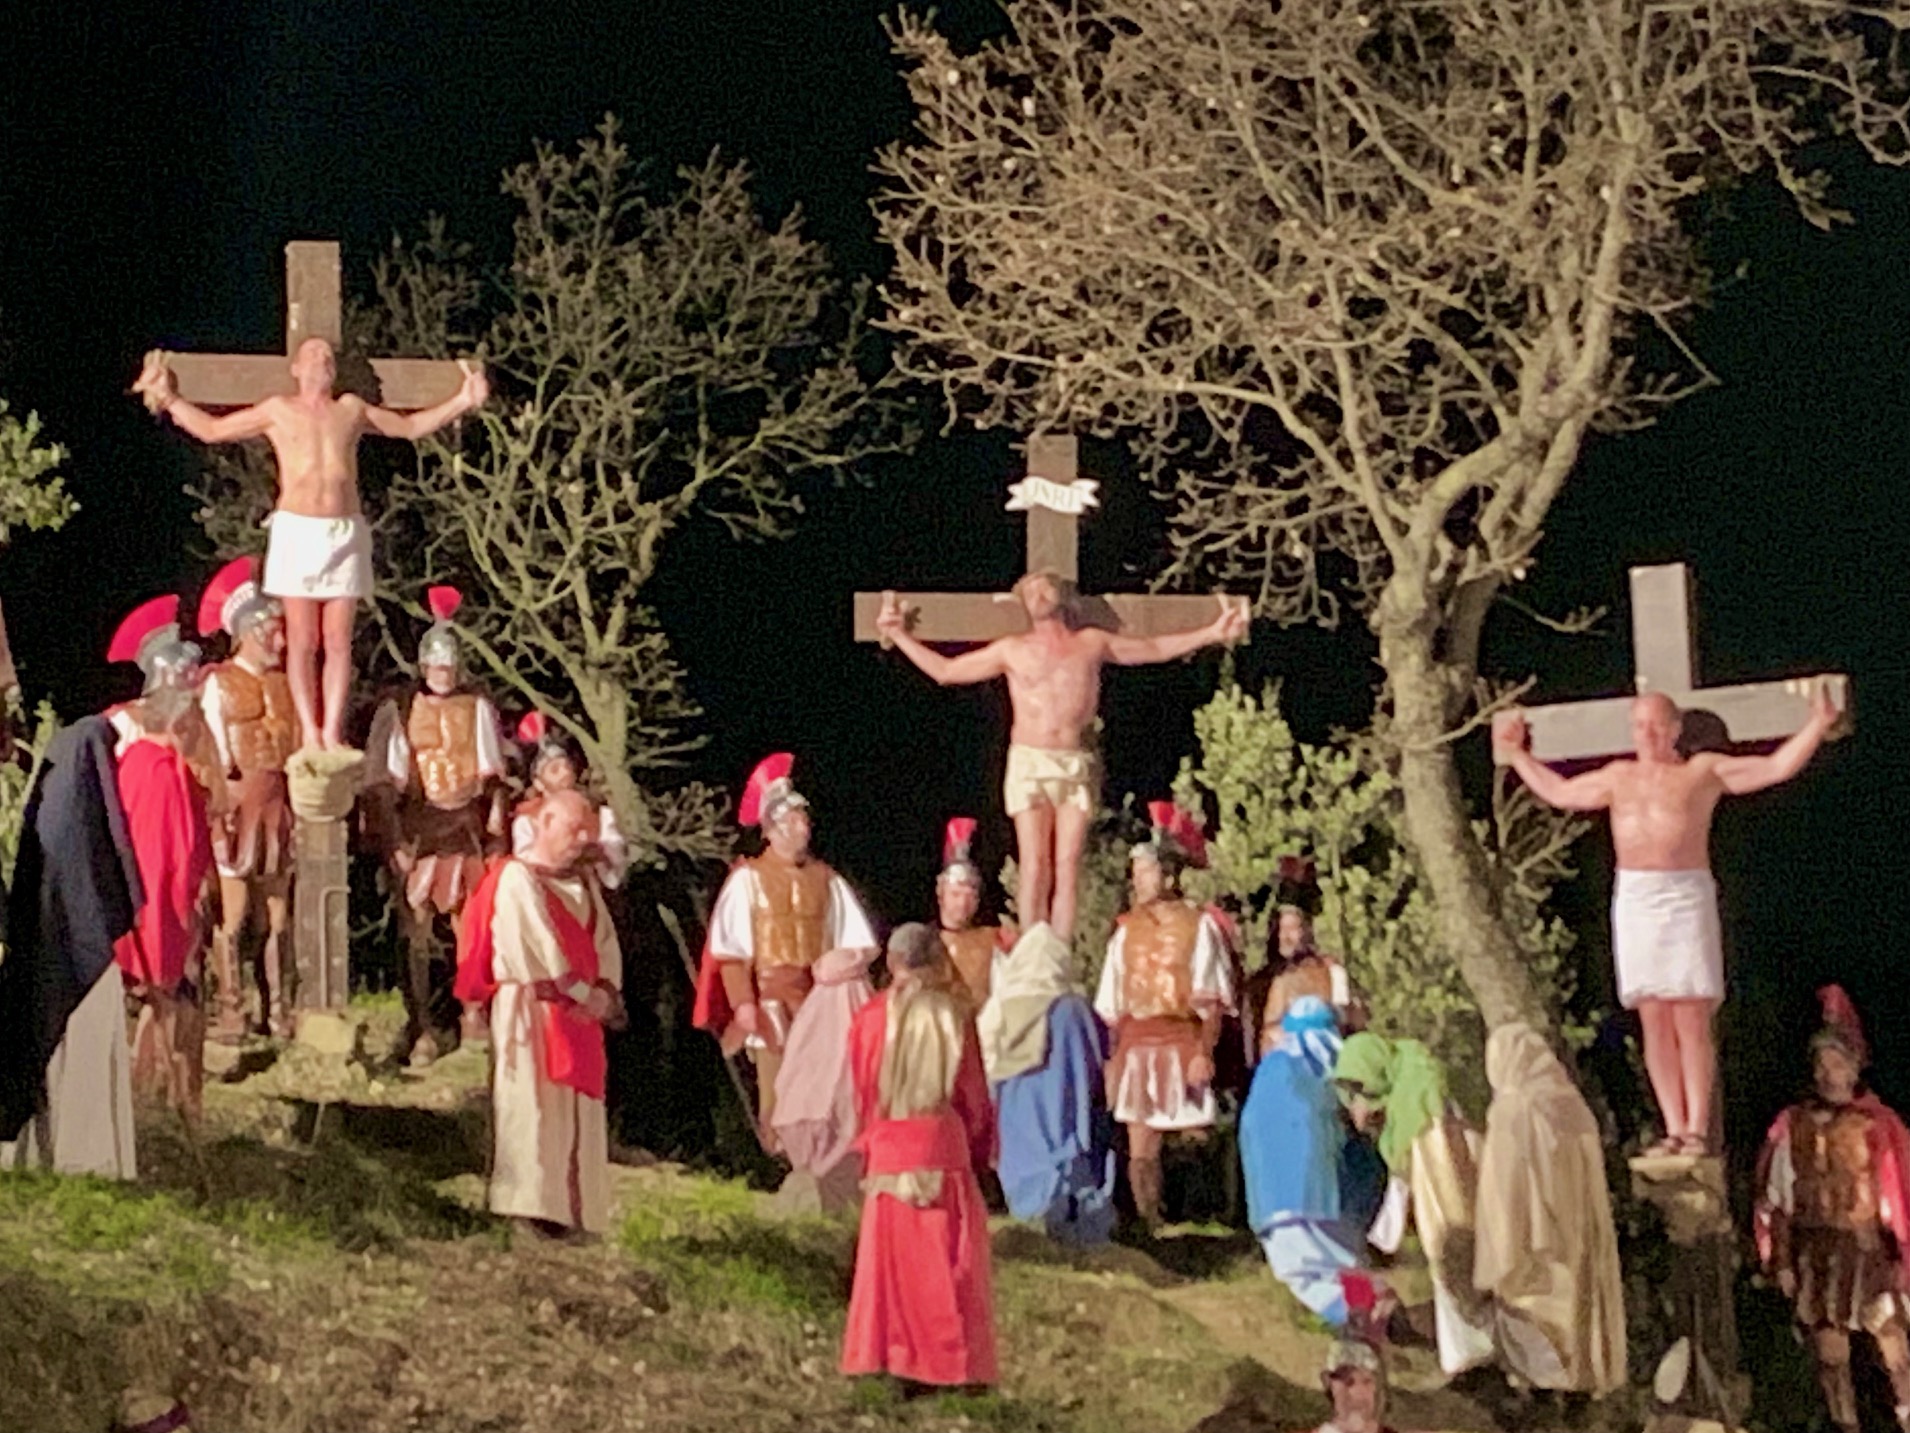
[852,434,1233,643]
[1507,563,1850,764]
[164,241,464,411]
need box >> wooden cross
[851,434,1238,643]
[1503,562,1850,764]
[162,240,463,410]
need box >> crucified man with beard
[878,571,1246,941]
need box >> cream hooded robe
[1474,1022,1627,1394]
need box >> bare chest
[1608,760,1721,857]
[268,401,361,473]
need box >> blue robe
[1240,1023,1361,1324]
[993,994,1116,1246]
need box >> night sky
[4,0,1909,1147]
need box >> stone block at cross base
[294,1011,364,1060]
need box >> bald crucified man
[135,340,487,750]
[878,572,1247,940]
[1494,684,1839,1156]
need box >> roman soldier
[1756,986,1910,1433]
[1093,800,1237,1228]
[934,816,1012,1014]
[366,585,506,1065]
[105,596,218,1119]
[196,557,298,1039]
[509,711,628,888]
[693,753,878,1142]
[1257,856,1359,1052]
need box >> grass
[0,1028,1547,1433]
[618,1170,851,1320]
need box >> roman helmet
[739,752,806,831]
[196,555,279,642]
[418,585,463,671]
[1131,799,1208,880]
[108,594,201,692]
[516,709,582,782]
[938,816,982,889]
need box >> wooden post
[1024,434,1081,583]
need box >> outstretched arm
[1715,681,1840,796]
[360,360,488,441]
[1105,597,1248,666]
[135,353,275,443]
[875,594,1008,685]
[1492,712,1616,812]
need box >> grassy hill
[0,1002,1615,1433]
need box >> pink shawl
[772,945,873,1176]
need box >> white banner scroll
[1005,476,1100,515]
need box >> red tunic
[112,738,212,994]
[840,993,999,1387]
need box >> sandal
[1675,1135,1714,1158]
[1640,1135,1681,1158]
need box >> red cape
[691,859,748,1034]
[112,738,212,993]
[455,858,608,1100]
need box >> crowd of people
[0,338,1893,1433]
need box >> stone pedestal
[1632,1153,1750,1431]
[285,748,364,1015]
[292,815,351,1011]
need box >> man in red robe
[841,922,998,1390]
[105,596,217,1120]
[1756,986,1910,1433]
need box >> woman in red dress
[840,922,998,1389]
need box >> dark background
[3,0,1906,1156]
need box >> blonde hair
[877,923,965,1119]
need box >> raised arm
[1104,596,1248,667]
[359,361,488,441]
[1715,681,1840,796]
[135,354,275,444]
[1492,712,1616,812]
[875,594,1009,686]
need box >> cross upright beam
[1510,562,1850,764]
[1024,433,1080,582]
[163,241,464,412]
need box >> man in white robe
[457,790,624,1238]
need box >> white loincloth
[1611,868,1724,1009]
[261,510,372,601]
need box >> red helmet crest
[107,595,181,665]
[740,752,801,828]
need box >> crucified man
[1494,682,1839,1156]
[878,571,1247,940]
[134,340,487,750]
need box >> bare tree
[200,120,909,865]
[874,0,1909,1030]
